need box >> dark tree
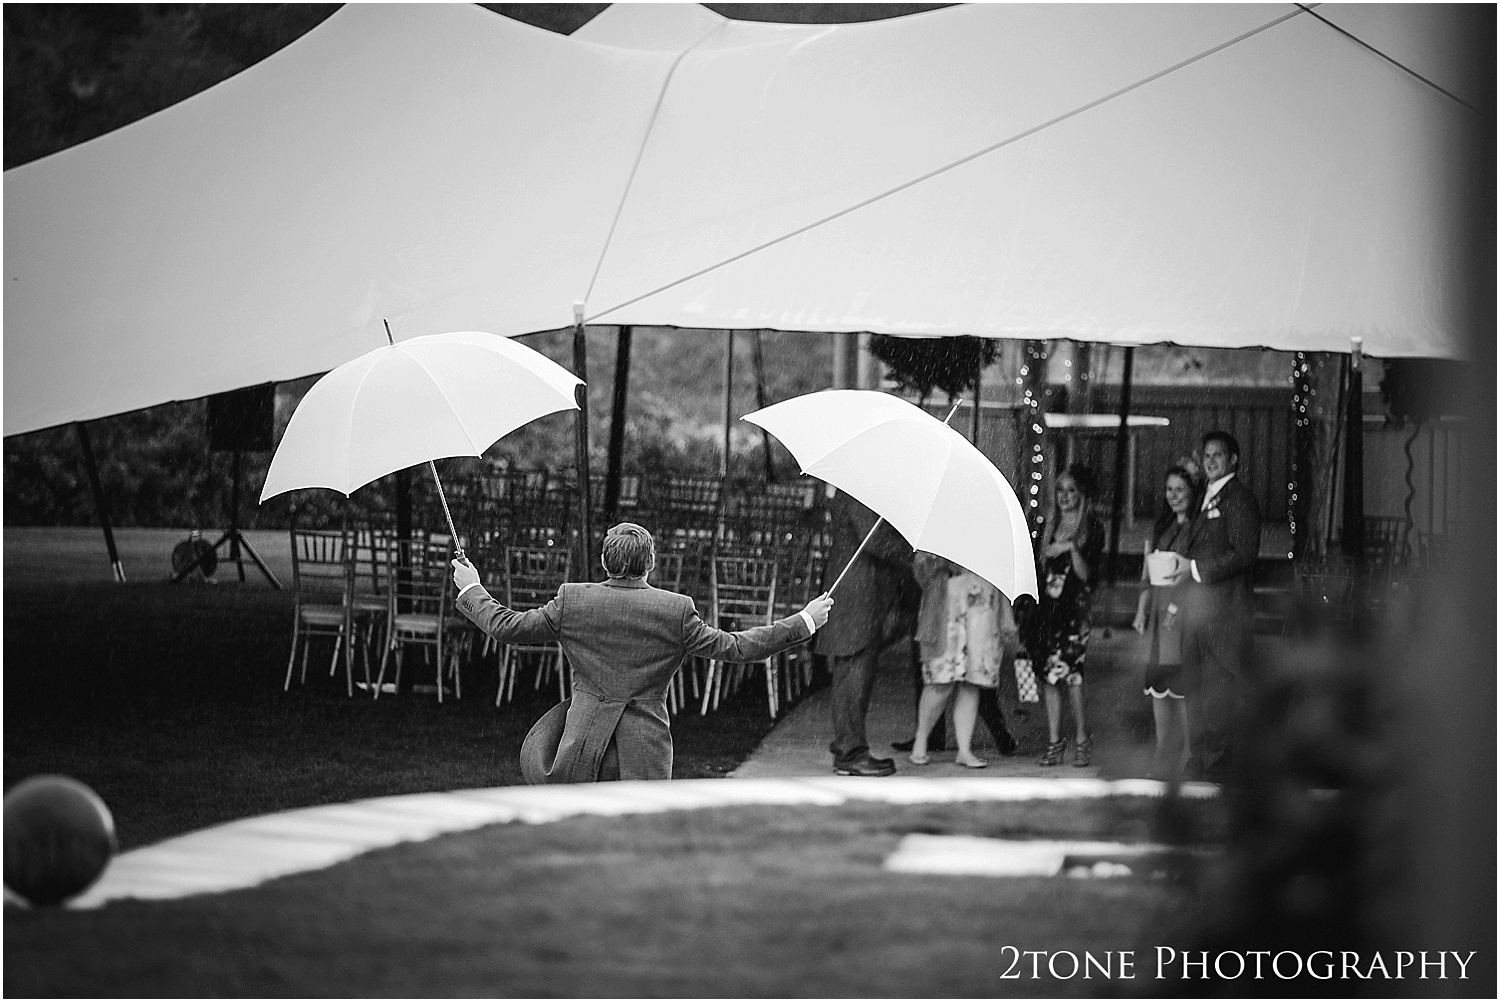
[867,335,998,405]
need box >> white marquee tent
[4,2,1485,437]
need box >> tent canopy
[4,3,1484,436]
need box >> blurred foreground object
[4,775,118,907]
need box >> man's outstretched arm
[683,592,833,662]
[451,557,560,643]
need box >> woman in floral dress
[907,552,1004,768]
[1015,464,1106,767]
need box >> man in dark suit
[452,523,832,783]
[815,490,913,777]
[1174,430,1261,782]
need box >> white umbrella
[260,330,582,553]
[743,389,1038,602]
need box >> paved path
[58,776,1215,910]
[734,621,1211,781]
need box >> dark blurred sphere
[4,775,117,907]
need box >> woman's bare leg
[953,683,987,767]
[912,682,953,762]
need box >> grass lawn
[4,543,1236,998]
[3,580,789,850]
[4,800,1219,997]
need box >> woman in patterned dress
[907,552,1004,768]
[1015,464,1106,767]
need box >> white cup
[1146,550,1181,586]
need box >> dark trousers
[1183,621,1251,781]
[828,648,880,764]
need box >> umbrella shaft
[427,461,466,561]
[827,515,887,598]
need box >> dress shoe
[834,753,897,777]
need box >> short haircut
[1202,430,1241,460]
[601,522,655,579]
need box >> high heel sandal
[1037,738,1067,767]
[1072,736,1093,768]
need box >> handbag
[1012,654,1040,704]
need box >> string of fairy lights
[1288,351,1312,559]
[1018,341,1049,540]
[1013,342,1312,552]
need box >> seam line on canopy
[581,20,730,311]
[401,347,486,457]
[583,5,1308,326]
[1295,3,1481,115]
[339,351,388,496]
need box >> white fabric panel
[1317,3,1488,109]
[582,4,1476,356]
[572,1,732,49]
[4,4,674,434]
[3,3,1478,436]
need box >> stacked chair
[1284,556,1359,637]
[286,527,355,694]
[279,471,831,724]
[372,535,471,702]
[700,554,780,717]
[494,545,572,705]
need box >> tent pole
[1340,337,1365,567]
[228,449,247,582]
[395,467,412,614]
[752,330,775,481]
[75,421,125,582]
[832,332,856,389]
[1324,355,1348,553]
[1106,346,1135,584]
[721,330,735,479]
[572,303,595,579]
[603,325,632,523]
[969,345,983,444]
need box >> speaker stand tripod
[171,449,283,589]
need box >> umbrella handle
[427,461,466,562]
[826,516,887,598]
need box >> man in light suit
[452,523,833,783]
[1174,430,1262,782]
[815,490,914,777]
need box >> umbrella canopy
[259,331,581,503]
[743,390,1039,602]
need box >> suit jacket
[1178,475,1261,657]
[814,491,915,658]
[456,577,811,783]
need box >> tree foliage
[4,4,338,169]
[867,335,998,404]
